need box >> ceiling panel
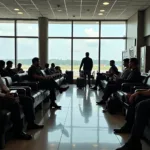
[0,0,149,20]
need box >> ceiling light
[14,8,19,11]
[18,12,23,15]
[57,9,62,12]
[103,2,109,5]
[96,22,99,23]
[100,10,105,12]
[98,13,103,15]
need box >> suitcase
[76,77,85,89]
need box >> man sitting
[44,63,50,75]
[5,61,16,77]
[14,63,24,73]
[0,60,8,77]
[97,58,141,105]
[115,99,150,150]
[0,75,43,140]
[91,60,119,90]
[28,57,69,109]
[114,89,150,134]
[50,63,56,74]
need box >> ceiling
[0,0,150,20]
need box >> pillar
[38,17,48,68]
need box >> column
[38,17,48,68]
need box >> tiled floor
[5,85,150,150]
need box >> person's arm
[33,74,45,80]
[79,59,84,71]
[91,59,93,70]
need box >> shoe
[59,86,69,94]
[90,86,97,90]
[50,102,61,109]
[27,123,44,130]
[114,124,131,134]
[15,132,32,140]
[116,141,142,150]
[96,100,106,105]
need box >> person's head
[17,63,22,69]
[45,63,49,69]
[85,52,89,57]
[0,60,5,69]
[32,57,40,67]
[123,58,129,68]
[51,63,55,68]
[6,61,13,69]
[129,58,139,69]
[110,60,115,66]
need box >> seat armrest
[13,81,39,91]
[135,89,149,93]
[9,87,26,96]
[121,83,143,92]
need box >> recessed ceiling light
[100,10,105,12]
[57,9,62,12]
[98,13,103,15]
[103,2,109,5]
[14,8,19,11]
[18,12,23,15]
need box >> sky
[0,21,126,63]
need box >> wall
[127,13,138,50]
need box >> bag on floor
[106,97,122,114]
[76,77,85,89]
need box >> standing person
[79,52,93,87]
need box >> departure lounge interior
[1,0,150,150]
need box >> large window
[48,39,71,73]
[73,22,99,37]
[0,38,15,64]
[101,21,126,37]
[17,38,38,70]
[100,39,126,72]
[17,21,38,37]
[48,21,71,37]
[73,39,99,78]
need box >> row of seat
[0,71,65,149]
[100,74,150,142]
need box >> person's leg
[0,97,32,140]
[19,95,44,130]
[116,99,150,150]
[97,84,118,105]
[87,71,91,87]
[114,95,150,134]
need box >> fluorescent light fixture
[57,9,62,12]
[96,22,99,23]
[100,10,105,12]
[18,12,23,14]
[103,2,109,5]
[98,13,103,15]
[14,8,19,11]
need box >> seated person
[114,89,150,134]
[50,63,56,74]
[97,58,141,105]
[44,63,51,75]
[115,99,150,150]
[0,60,8,77]
[0,75,43,140]
[4,61,16,77]
[14,63,24,73]
[91,60,119,90]
[55,66,62,74]
[28,57,69,109]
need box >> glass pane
[100,39,126,72]
[48,21,71,37]
[101,21,126,37]
[17,21,38,36]
[73,21,99,37]
[0,38,15,64]
[48,39,71,73]
[0,21,14,36]
[17,38,38,71]
[73,39,98,79]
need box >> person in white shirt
[0,76,43,140]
